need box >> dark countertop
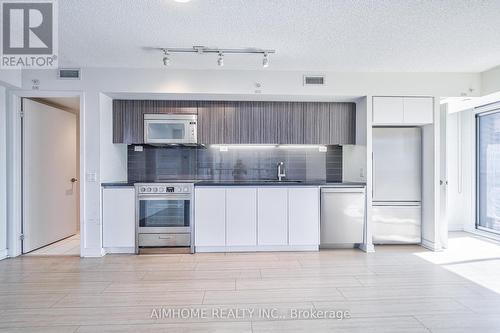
[195,180,366,187]
[101,181,135,187]
[102,181,366,187]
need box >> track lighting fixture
[262,52,269,68]
[217,53,224,67]
[157,46,276,68]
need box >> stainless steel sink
[259,180,303,183]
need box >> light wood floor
[25,234,80,256]
[0,232,499,332]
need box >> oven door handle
[138,195,191,201]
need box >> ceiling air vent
[303,75,325,86]
[57,68,81,80]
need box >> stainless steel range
[135,183,194,253]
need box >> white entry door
[22,99,78,253]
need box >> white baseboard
[420,238,442,251]
[448,224,464,232]
[359,243,375,253]
[81,248,106,257]
[104,247,135,254]
[195,245,319,253]
[0,248,7,260]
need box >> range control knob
[147,187,152,192]
[153,187,158,192]
[183,187,188,192]
[140,187,146,192]
[175,187,180,192]
[159,187,165,192]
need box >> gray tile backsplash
[128,145,343,182]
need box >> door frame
[8,90,85,257]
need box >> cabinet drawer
[138,233,191,247]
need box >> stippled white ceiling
[58,0,500,72]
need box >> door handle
[71,178,78,183]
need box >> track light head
[262,52,269,68]
[217,53,224,67]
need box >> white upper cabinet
[102,187,136,249]
[372,97,404,124]
[194,187,226,246]
[257,188,288,246]
[403,97,434,124]
[288,187,320,245]
[226,188,257,246]
[373,96,433,125]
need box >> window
[477,109,500,234]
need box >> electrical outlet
[134,145,143,152]
[86,172,97,182]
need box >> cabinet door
[372,97,404,124]
[102,188,136,248]
[277,102,304,144]
[113,100,143,144]
[403,97,433,124]
[304,102,330,144]
[257,188,288,245]
[194,188,226,246]
[224,101,278,144]
[197,101,225,144]
[288,188,319,245]
[226,188,257,246]
[223,102,240,144]
[330,103,356,144]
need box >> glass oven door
[138,195,191,233]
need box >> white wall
[99,94,127,182]
[446,110,475,231]
[6,68,481,257]
[342,145,367,182]
[20,69,481,97]
[0,70,22,88]
[481,64,500,96]
[0,86,7,259]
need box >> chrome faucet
[277,162,286,181]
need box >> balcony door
[477,108,500,234]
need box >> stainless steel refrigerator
[372,127,422,244]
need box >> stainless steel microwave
[144,114,197,144]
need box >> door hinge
[19,234,24,241]
[19,111,24,118]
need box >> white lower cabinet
[194,186,320,252]
[194,187,226,246]
[102,187,136,252]
[257,188,288,246]
[289,188,320,245]
[226,188,257,246]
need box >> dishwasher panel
[320,187,365,247]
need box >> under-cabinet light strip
[209,145,328,152]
